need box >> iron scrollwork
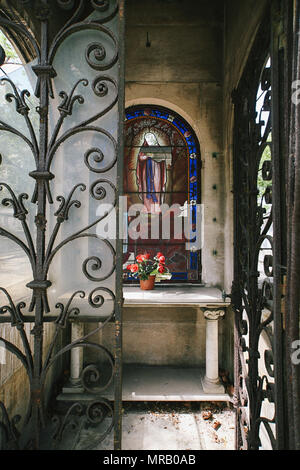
[232,15,279,450]
[0,0,123,450]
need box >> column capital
[202,308,225,321]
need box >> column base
[62,380,85,394]
[201,375,225,394]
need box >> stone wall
[124,0,268,292]
[125,0,225,288]
[125,0,221,370]
[86,308,235,379]
[222,0,269,293]
[116,0,269,380]
[114,0,227,377]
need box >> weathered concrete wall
[125,0,268,291]
[85,308,236,383]
[122,0,223,377]
[222,0,269,292]
[122,0,231,376]
[0,322,33,423]
[119,0,269,380]
[86,308,206,368]
[125,0,225,288]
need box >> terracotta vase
[139,275,156,290]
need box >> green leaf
[0,30,19,62]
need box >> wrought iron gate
[0,0,124,450]
[232,1,291,450]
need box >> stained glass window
[123,105,201,282]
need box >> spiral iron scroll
[0,0,122,450]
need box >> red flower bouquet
[126,252,171,288]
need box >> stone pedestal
[59,289,229,399]
[201,309,225,393]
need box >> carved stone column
[62,322,84,394]
[201,309,225,394]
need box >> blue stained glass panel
[124,105,201,283]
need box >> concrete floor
[59,366,231,403]
[75,402,235,451]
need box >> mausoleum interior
[0,0,299,451]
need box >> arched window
[123,105,201,283]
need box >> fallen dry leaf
[202,411,213,420]
[213,421,221,430]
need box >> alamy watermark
[95,197,204,251]
[292,80,300,106]
[291,340,300,365]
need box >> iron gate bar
[286,0,300,450]
[270,0,288,450]
[0,0,124,450]
[114,0,124,451]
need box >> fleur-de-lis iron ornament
[0,0,124,450]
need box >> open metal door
[0,0,124,450]
[231,0,293,450]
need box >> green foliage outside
[0,29,20,63]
